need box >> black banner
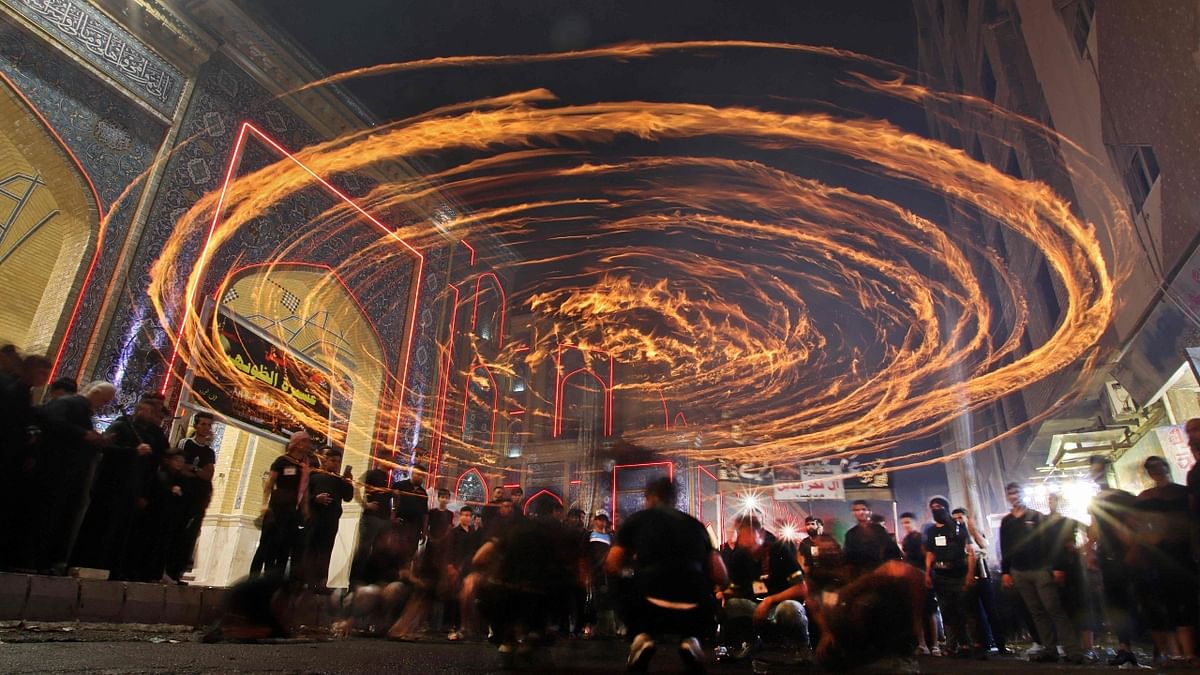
[189,310,331,445]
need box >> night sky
[246,0,951,511]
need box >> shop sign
[774,463,846,501]
[1154,424,1195,478]
[189,309,332,444]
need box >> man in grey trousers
[999,482,1081,664]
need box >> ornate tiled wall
[0,15,166,370]
[1,0,451,462]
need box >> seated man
[719,514,810,668]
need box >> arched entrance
[0,75,100,359]
[189,264,386,586]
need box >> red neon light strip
[162,124,425,461]
[674,411,688,427]
[552,343,615,438]
[469,271,507,349]
[430,284,461,482]
[696,464,719,526]
[161,122,250,395]
[455,467,489,500]
[460,239,475,266]
[657,389,670,429]
[611,461,674,527]
[460,363,500,445]
[522,488,563,515]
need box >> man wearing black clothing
[720,514,810,668]
[0,354,50,570]
[146,448,190,582]
[475,499,582,668]
[73,393,170,579]
[303,447,353,589]
[393,464,429,567]
[1133,456,1197,665]
[445,505,481,640]
[350,466,394,587]
[1086,455,1139,666]
[1000,482,1080,663]
[166,412,216,582]
[796,516,824,578]
[899,511,937,655]
[428,488,454,542]
[34,381,115,574]
[606,477,728,672]
[843,499,901,574]
[924,497,981,658]
[250,431,313,578]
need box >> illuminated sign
[189,308,332,444]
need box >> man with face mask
[924,496,982,659]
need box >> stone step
[0,572,233,628]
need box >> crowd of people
[0,347,213,582]
[5,344,1200,671]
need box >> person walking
[250,431,314,579]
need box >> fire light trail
[147,42,1133,477]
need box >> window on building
[1036,260,1062,324]
[981,55,997,101]
[1004,149,1022,179]
[1066,0,1096,56]
[971,136,986,164]
[1119,145,1160,213]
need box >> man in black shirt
[843,499,901,575]
[34,380,115,574]
[166,412,216,583]
[1000,482,1080,663]
[475,498,582,668]
[924,496,981,658]
[1086,455,1139,666]
[393,464,429,567]
[74,392,170,580]
[0,354,50,571]
[719,513,810,668]
[303,446,353,590]
[607,477,727,672]
[250,430,313,578]
[349,465,394,588]
[428,488,454,542]
[1133,455,1197,665]
[445,505,481,640]
[796,516,824,578]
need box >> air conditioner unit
[1102,380,1139,422]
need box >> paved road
[3,628,1197,675]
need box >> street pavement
[1,625,1198,674]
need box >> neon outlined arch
[161,122,425,459]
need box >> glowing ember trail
[149,42,1132,475]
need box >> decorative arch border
[455,467,490,504]
[553,343,614,437]
[523,488,564,516]
[160,121,425,458]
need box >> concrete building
[914,0,1200,536]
